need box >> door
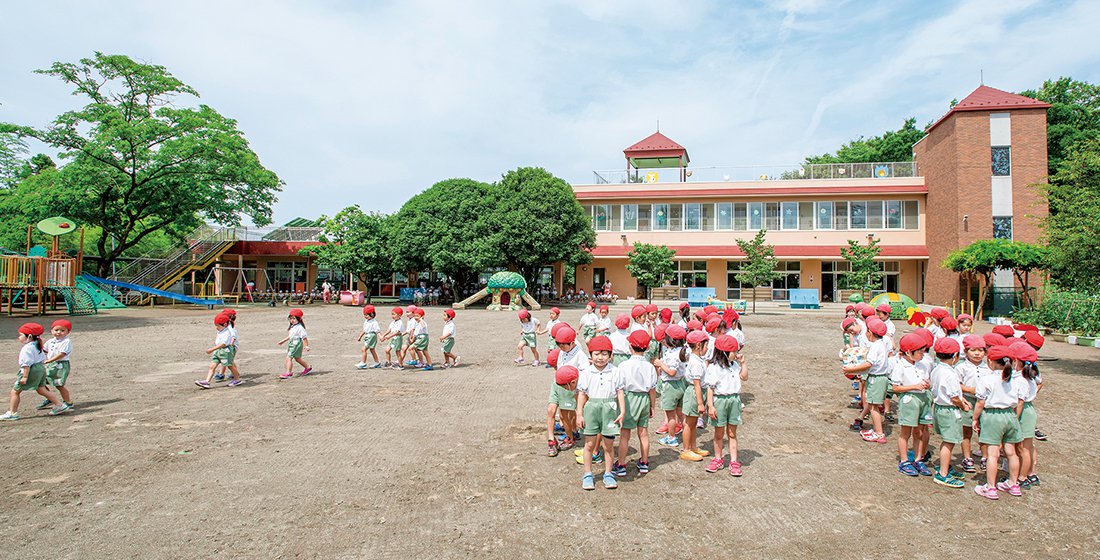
[593,268,605,293]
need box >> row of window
[669,260,902,301]
[583,200,920,232]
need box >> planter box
[1076,336,1096,347]
[1048,332,1068,343]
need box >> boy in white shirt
[357,305,383,369]
[439,309,459,368]
[514,309,541,367]
[380,307,405,370]
[41,319,75,407]
[612,331,658,477]
[576,336,625,491]
[929,338,971,488]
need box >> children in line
[612,330,657,476]
[3,323,70,420]
[197,313,243,388]
[357,305,382,369]
[277,308,312,379]
[703,334,747,476]
[577,335,625,491]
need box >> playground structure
[0,217,106,316]
[453,271,541,311]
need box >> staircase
[51,286,98,316]
[109,226,236,305]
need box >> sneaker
[860,429,880,442]
[636,461,649,474]
[279,372,294,379]
[0,411,19,421]
[656,422,669,434]
[557,438,575,451]
[915,462,934,477]
[961,458,976,473]
[897,461,919,477]
[422,365,434,371]
[392,364,403,371]
[299,367,313,376]
[1034,429,1048,441]
[36,399,52,410]
[658,436,680,447]
[934,473,964,488]
[513,358,524,364]
[906,450,915,462]
[554,422,565,434]
[577,450,604,464]
[919,451,932,463]
[407,360,420,366]
[996,481,1023,497]
[593,450,604,464]
[454,356,461,366]
[547,440,559,457]
[227,379,243,387]
[729,461,743,477]
[355,362,368,369]
[1027,474,1040,487]
[194,380,211,389]
[213,373,226,382]
[695,418,704,429]
[370,363,382,369]
[884,413,897,423]
[1017,477,1031,490]
[849,418,864,431]
[49,403,72,415]
[974,484,999,500]
[602,472,617,489]
[679,449,703,462]
[581,472,595,491]
[705,457,725,473]
[979,458,988,472]
[611,463,628,477]
[531,361,540,367]
[674,424,684,435]
[692,448,711,457]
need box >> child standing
[277,309,312,379]
[956,335,990,472]
[595,305,611,336]
[703,334,748,476]
[930,337,971,488]
[543,307,562,352]
[609,314,632,366]
[972,345,1025,500]
[2,323,70,420]
[213,310,239,382]
[892,332,934,477]
[356,305,382,369]
[612,330,658,476]
[579,302,598,343]
[412,308,433,371]
[843,318,890,444]
[547,365,579,456]
[677,302,691,328]
[679,329,711,461]
[41,320,75,408]
[553,326,590,370]
[440,309,459,368]
[1011,343,1042,490]
[576,336,625,491]
[381,307,404,369]
[514,310,541,366]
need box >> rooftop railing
[590,162,916,185]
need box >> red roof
[927,85,1050,133]
[590,245,929,259]
[624,131,689,162]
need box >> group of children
[840,302,1045,500]
[538,301,750,490]
[3,320,75,420]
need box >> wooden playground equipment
[0,218,89,316]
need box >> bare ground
[0,303,1098,559]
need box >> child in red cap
[1011,343,1042,490]
[972,345,1025,500]
[553,325,590,371]
[40,319,76,408]
[542,307,562,356]
[409,308,433,371]
[579,302,598,343]
[930,338,971,487]
[277,309,312,379]
[576,336,624,490]
[956,335,990,472]
[677,302,691,328]
[514,309,541,367]
[926,307,950,340]
[595,305,611,337]
[611,330,658,477]
[677,329,712,460]
[440,309,459,368]
[380,307,405,370]
[4,323,69,420]
[197,313,243,388]
[891,330,934,476]
[844,318,891,444]
[547,366,579,457]
[703,334,748,476]
[356,305,383,370]
[609,314,633,366]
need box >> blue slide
[82,274,223,308]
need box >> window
[850,201,866,229]
[903,200,919,230]
[992,146,1011,176]
[653,204,669,231]
[834,201,848,230]
[748,202,763,230]
[781,202,799,230]
[765,203,780,230]
[994,216,1013,239]
[772,261,801,301]
[885,200,902,229]
[726,261,746,299]
[622,204,638,231]
[673,260,708,299]
[668,204,682,231]
[716,203,733,230]
[593,204,611,231]
[816,201,833,229]
[684,203,702,231]
[733,203,748,231]
[867,200,883,229]
[799,202,814,231]
[637,205,651,231]
[700,204,714,231]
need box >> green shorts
[45,361,71,387]
[1018,402,1037,436]
[897,390,933,427]
[389,334,404,352]
[933,404,965,444]
[13,363,47,392]
[363,333,378,349]
[521,333,537,348]
[712,393,743,427]
[964,395,978,408]
[978,408,1023,445]
[413,333,429,351]
[582,397,621,438]
[866,375,889,405]
[287,338,304,359]
[548,384,577,411]
[660,378,687,411]
[612,353,630,367]
[212,347,233,365]
[681,381,704,417]
[621,391,652,430]
[580,326,596,341]
[442,337,455,354]
[547,339,558,351]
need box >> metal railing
[112,225,236,288]
[591,162,917,185]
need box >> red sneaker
[656,422,669,435]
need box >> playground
[0,304,1097,558]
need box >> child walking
[440,309,459,368]
[381,307,404,369]
[357,305,382,369]
[40,320,75,408]
[197,313,243,388]
[411,308,433,371]
[2,323,70,420]
[612,330,658,476]
[213,309,239,382]
[277,309,312,379]
[515,310,541,366]
[930,338,970,487]
[703,334,747,476]
[972,345,1025,500]
[576,335,625,490]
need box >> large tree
[803,118,925,164]
[493,167,595,287]
[1019,77,1100,175]
[626,242,676,303]
[1041,139,1100,291]
[300,206,393,302]
[2,52,282,277]
[734,229,781,313]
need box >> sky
[2,0,1098,225]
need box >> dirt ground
[0,302,1098,559]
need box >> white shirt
[883,319,896,338]
[579,313,597,328]
[414,319,428,336]
[363,318,380,334]
[730,327,746,348]
[289,324,308,340]
[227,325,239,348]
[629,322,647,333]
[387,319,404,336]
[404,319,418,336]
[955,360,991,391]
[928,323,945,340]
[704,362,743,395]
[976,374,1025,409]
[1012,370,1042,403]
[558,345,590,370]
[930,363,963,406]
[948,333,965,344]
[442,321,456,339]
[659,347,686,381]
[609,329,631,355]
[45,336,73,361]
[215,328,233,348]
[520,318,539,334]
[676,318,688,329]
[618,355,657,393]
[866,338,892,377]
[684,353,707,384]
[703,334,717,362]
[577,364,623,399]
[890,358,928,387]
[18,341,45,367]
[546,318,560,335]
[596,316,611,332]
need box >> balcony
[591,162,917,185]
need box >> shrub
[1017,289,1100,336]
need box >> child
[942,316,961,343]
[543,307,562,355]
[659,307,673,327]
[2,323,70,420]
[595,305,611,337]
[612,330,658,476]
[843,318,890,444]
[926,308,949,340]
[553,326,590,370]
[212,309,239,382]
[579,302,598,343]
[677,302,691,328]
[703,334,748,476]
[891,332,934,477]
[956,335,990,472]
[547,366,579,457]
[576,336,625,490]
[727,310,746,349]
[381,307,405,369]
[645,304,659,331]
[356,305,382,369]
[972,345,1025,500]
[277,309,312,379]
[197,313,243,388]
[403,307,421,367]
[412,308,433,371]
[957,314,974,335]
[40,319,75,408]
[609,314,632,366]
[440,309,459,368]
[1011,343,1042,489]
[514,309,541,366]
[629,305,648,333]
[930,337,971,488]
[679,329,711,461]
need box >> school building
[571,85,1050,308]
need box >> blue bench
[789,289,820,309]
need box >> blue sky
[2,0,1098,224]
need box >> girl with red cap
[439,309,459,368]
[972,345,1025,500]
[514,309,541,367]
[677,302,691,328]
[891,331,934,476]
[3,323,70,420]
[956,314,975,335]
[547,366,580,457]
[212,310,238,383]
[644,304,659,332]
[654,325,687,441]
[380,307,405,370]
[277,309,312,379]
[608,314,634,366]
[843,318,890,444]
[929,337,971,487]
[926,308,950,340]
[1010,343,1042,490]
[955,335,991,472]
[703,334,748,476]
[39,319,75,409]
[594,305,611,337]
[356,305,383,370]
[678,329,712,461]
[578,302,598,344]
[576,336,625,490]
[409,308,433,371]
[197,313,243,388]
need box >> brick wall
[1010,108,1049,244]
[914,114,959,305]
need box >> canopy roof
[624,131,689,169]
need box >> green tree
[1041,139,1100,291]
[299,206,393,303]
[840,238,885,301]
[626,242,676,303]
[1019,77,1100,175]
[493,167,595,287]
[804,118,925,164]
[1001,241,1049,307]
[389,178,502,298]
[2,52,282,277]
[0,131,27,188]
[942,239,1009,315]
[735,229,781,313]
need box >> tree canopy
[839,238,884,299]
[1019,77,1100,176]
[626,243,676,302]
[803,118,925,164]
[1041,138,1100,291]
[300,206,393,302]
[735,229,781,313]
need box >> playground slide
[83,274,223,308]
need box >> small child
[2,323,70,420]
[40,319,75,408]
[576,336,625,491]
[956,314,974,335]
[955,335,990,472]
[677,302,691,328]
[403,306,420,367]
[972,345,1025,500]
[543,307,562,352]
[277,309,312,379]
[942,316,962,344]
[213,309,240,382]
[380,307,404,369]
[679,329,711,461]
[726,310,746,349]
[929,337,971,488]
[609,314,632,366]
[356,305,382,369]
[514,310,541,366]
[595,305,611,337]
[553,325,590,370]
[892,332,934,477]
[579,302,598,343]
[440,309,459,368]
[654,326,687,444]
[612,330,658,476]
[1011,343,1042,490]
[926,307,949,340]
[411,308,433,371]
[547,365,580,456]
[629,305,648,333]
[703,334,748,476]
[844,318,890,444]
[197,313,243,388]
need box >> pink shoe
[996,481,1022,497]
[729,461,743,477]
[705,457,725,473]
[656,422,669,435]
[860,429,880,442]
[673,424,684,436]
[278,372,293,379]
[298,367,313,376]
[974,484,999,500]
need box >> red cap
[845,305,855,313]
[518,309,531,321]
[1011,343,1039,362]
[679,302,690,310]
[876,303,893,314]
[1013,323,1039,332]
[859,306,875,318]
[991,325,1015,337]
[1023,330,1044,350]
[392,307,404,316]
[666,325,687,340]
[643,304,656,313]
[553,326,577,344]
[224,308,237,317]
[686,319,703,331]
[930,307,949,320]
[627,330,651,350]
[288,308,304,318]
[899,333,926,353]
[933,337,960,355]
[598,305,609,313]
[704,318,721,333]
[983,333,1008,347]
[726,310,740,322]
[940,317,958,331]
[654,323,667,341]
[406,305,417,314]
[362,304,376,316]
[987,345,1010,361]
[957,314,973,323]
[586,301,596,309]
[51,319,72,331]
[18,322,44,336]
[214,313,230,325]
[587,335,613,353]
[842,318,857,331]
[413,308,425,317]
[613,314,629,330]
[550,323,566,337]
[659,308,672,322]
[547,348,561,368]
[703,305,717,315]
[550,307,561,316]
[963,334,986,350]
[443,309,456,319]
[631,305,646,318]
[913,327,934,348]
[866,318,887,337]
[555,365,579,385]
[714,334,739,352]
[686,330,709,345]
